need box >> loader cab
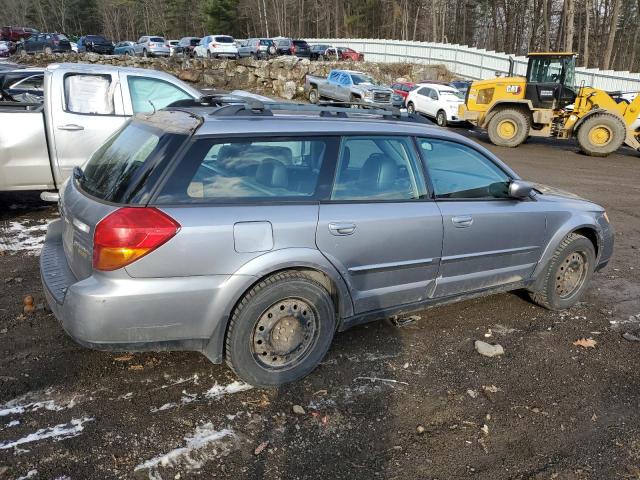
[525,53,577,109]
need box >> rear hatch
[60,112,198,280]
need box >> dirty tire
[407,101,415,114]
[487,108,530,147]
[436,110,447,127]
[577,113,626,157]
[225,271,336,387]
[529,233,596,311]
[308,87,319,104]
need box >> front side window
[528,58,563,84]
[157,137,336,203]
[331,136,427,201]
[128,76,191,113]
[418,139,510,199]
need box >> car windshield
[351,74,378,86]
[215,36,234,43]
[150,37,164,43]
[293,40,308,47]
[259,39,273,46]
[440,90,464,100]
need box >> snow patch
[0,218,53,255]
[204,381,252,400]
[150,402,177,413]
[0,417,93,450]
[16,470,37,480]
[134,424,235,477]
[0,391,79,417]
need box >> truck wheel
[436,110,447,127]
[487,108,530,147]
[529,233,596,311]
[225,271,336,387]
[308,87,319,104]
[577,113,626,157]
[407,102,415,114]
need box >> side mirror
[508,180,535,199]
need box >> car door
[120,73,193,114]
[316,135,443,314]
[46,69,127,186]
[417,138,547,298]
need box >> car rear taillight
[93,207,180,271]
[290,45,296,54]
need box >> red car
[391,81,418,103]
[1,26,38,42]
[326,46,364,61]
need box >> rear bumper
[40,219,256,362]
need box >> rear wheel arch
[202,258,354,364]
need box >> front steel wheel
[529,233,596,310]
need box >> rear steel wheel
[252,298,318,369]
[555,251,588,299]
[225,271,336,386]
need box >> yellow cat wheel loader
[459,52,640,157]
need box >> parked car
[292,39,311,58]
[449,79,472,95]
[0,41,10,58]
[1,26,38,42]
[114,41,135,55]
[0,68,44,102]
[405,83,465,127]
[273,37,293,55]
[305,69,394,106]
[194,35,238,58]
[327,46,364,61]
[174,37,201,57]
[166,39,179,56]
[40,98,614,387]
[0,62,201,192]
[133,36,170,57]
[391,81,418,105]
[309,44,332,60]
[237,38,276,59]
[16,33,72,55]
[77,35,114,54]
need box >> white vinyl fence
[307,38,640,93]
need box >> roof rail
[167,95,434,125]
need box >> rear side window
[79,123,162,202]
[331,136,427,201]
[64,74,114,115]
[156,137,338,203]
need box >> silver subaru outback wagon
[41,99,614,386]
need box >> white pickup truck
[0,63,202,192]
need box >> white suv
[406,83,465,127]
[194,35,238,59]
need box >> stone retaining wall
[17,53,454,100]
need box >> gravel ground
[0,129,639,480]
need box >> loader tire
[487,108,530,147]
[577,113,626,157]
